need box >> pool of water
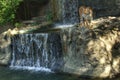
[0,67,119,80]
[0,67,78,80]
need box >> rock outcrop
[0,16,120,78]
[0,31,11,65]
[61,17,120,78]
[0,28,20,65]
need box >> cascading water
[61,0,79,24]
[10,33,63,72]
[53,0,79,28]
[10,0,79,73]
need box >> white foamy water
[10,66,52,72]
[10,34,62,72]
[54,24,75,29]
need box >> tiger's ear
[79,6,86,13]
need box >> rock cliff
[61,17,120,78]
[0,16,120,78]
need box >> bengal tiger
[79,6,93,29]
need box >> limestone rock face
[0,32,11,66]
[0,28,19,66]
[0,16,120,78]
[60,17,120,78]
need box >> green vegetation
[46,11,53,22]
[14,22,25,28]
[0,0,22,26]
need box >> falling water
[10,33,63,72]
[52,0,79,28]
[59,0,79,24]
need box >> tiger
[79,6,93,29]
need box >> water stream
[0,67,79,80]
[10,0,80,71]
[0,67,119,80]
[58,0,79,24]
[63,0,79,24]
[10,33,63,72]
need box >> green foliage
[46,11,53,22]
[14,22,24,28]
[0,0,22,26]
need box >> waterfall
[10,33,63,72]
[51,0,79,24]
[62,0,79,24]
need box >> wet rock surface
[0,16,120,78]
[0,31,11,66]
[60,17,120,78]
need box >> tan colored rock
[61,17,120,78]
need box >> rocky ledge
[60,16,120,78]
[0,16,120,78]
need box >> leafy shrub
[0,0,22,26]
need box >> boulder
[0,28,19,66]
[0,32,11,66]
[60,17,120,78]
